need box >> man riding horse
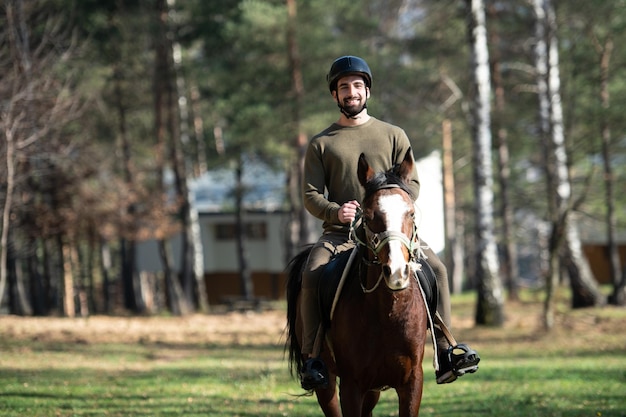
[299,55,480,389]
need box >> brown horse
[286,149,428,417]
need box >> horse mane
[362,168,412,201]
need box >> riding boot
[434,324,480,384]
[422,246,481,383]
[300,286,320,356]
[299,286,328,390]
[434,326,456,383]
[300,355,329,390]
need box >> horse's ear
[396,148,415,182]
[358,153,375,186]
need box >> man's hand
[338,200,360,224]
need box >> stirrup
[448,343,480,376]
[436,343,480,384]
[300,357,329,390]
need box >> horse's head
[356,149,419,291]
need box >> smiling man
[298,55,480,390]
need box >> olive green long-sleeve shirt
[303,117,420,233]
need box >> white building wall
[415,151,445,254]
[137,211,291,274]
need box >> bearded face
[333,75,369,118]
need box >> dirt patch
[1,302,624,354]
[0,310,288,347]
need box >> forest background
[1,0,625,326]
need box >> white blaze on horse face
[378,193,412,290]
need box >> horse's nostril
[382,265,392,277]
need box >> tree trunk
[43,238,55,313]
[286,0,315,254]
[593,36,624,305]
[160,0,208,312]
[546,2,603,309]
[466,0,505,326]
[2,0,84,316]
[188,189,208,312]
[53,235,65,313]
[0,0,25,312]
[120,237,142,312]
[113,64,143,313]
[99,238,112,314]
[564,219,605,308]
[61,239,75,317]
[28,239,47,316]
[166,59,193,308]
[189,83,207,177]
[235,157,254,300]
[533,0,604,327]
[532,0,558,328]
[488,3,519,300]
[495,128,518,300]
[7,241,32,315]
[154,0,192,315]
[442,119,464,294]
[85,232,97,314]
[158,239,190,315]
[0,118,15,309]
[74,242,89,317]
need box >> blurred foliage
[1,0,625,314]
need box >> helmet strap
[336,98,368,119]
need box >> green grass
[1,296,625,417]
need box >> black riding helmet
[327,56,372,92]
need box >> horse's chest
[332,288,426,385]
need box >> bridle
[349,185,422,293]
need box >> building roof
[190,157,286,213]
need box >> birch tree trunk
[533,0,604,328]
[532,0,558,328]
[466,0,504,326]
[548,1,604,308]
[169,0,208,312]
[154,0,192,315]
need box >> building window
[215,222,267,240]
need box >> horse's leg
[338,380,363,417]
[315,375,341,417]
[361,390,380,417]
[395,373,424,417]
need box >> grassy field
[1,292,625,417]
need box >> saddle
[317,247,439,330]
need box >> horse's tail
[285,245,313,378]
